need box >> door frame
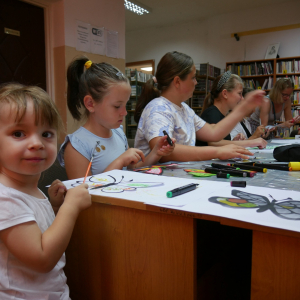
[22,0,55,99]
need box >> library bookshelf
[190,63,221,115]
[125,68,152,139]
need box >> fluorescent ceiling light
[124,0,151,15]
[141,67,153,71]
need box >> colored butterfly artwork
[184,169,215,177]
[209,189,300,220]
[71,175,164,193]
[132,167,163,175]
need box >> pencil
[83,141,99,183]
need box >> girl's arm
[64,142,90,180]
[259,98,271,126]
[0,184,91,273]
[149,137,253,162]
[196,90,265,142]
[207,137,267,148]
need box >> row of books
[130,85,142,96]
[125,68,153,83]
[293,91,300,103]
[191,94,205,108]
[194,79,215,92]
[126,99,137,110]
[276,60,300,74]
[195,63,221,78]
[227,62,273,76]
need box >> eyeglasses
[281,93,291,98]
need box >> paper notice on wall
[76,20,91,52]
[106,30,118,58]
[91,26,105,55]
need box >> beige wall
[27,0,126,138]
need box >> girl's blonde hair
[0,83,64,136]
[269,78,294,104]
[201,74,243,114]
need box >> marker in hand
[163,130,173,146]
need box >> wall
[126,1,300,71]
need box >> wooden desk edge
[90,195,300,239]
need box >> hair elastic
[116,71,124,78]
[217,70,232,91]
[85,60,92,69]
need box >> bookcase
[190,63,221,114]
[226,56,300,137]
[125,68,152,139]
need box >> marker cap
[231,181,246,187]
[217,172,230,179]
[166,191,173,198]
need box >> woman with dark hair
[134,51,265,162]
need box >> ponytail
[67,57,89,121]
[134,78,160,123]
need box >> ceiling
[125,0,295,32]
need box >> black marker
[167,183,199,198]
[163,130,174,146]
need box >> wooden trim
[126,59,155,75]
[231,23,300,38]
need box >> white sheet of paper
[270,139,300,144]
[61,169,222,207]
[106,30,118,58]
[76,20,91,52]
[160,185,300,233]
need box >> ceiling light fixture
[141,67,153,71]
[124,0,151,15]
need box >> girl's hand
[119,148,145,167]
[281,118,298,128]
[48,179,67,212]
[248,137,267,149]
[216,144,253,160]
[64,183,91,214]
[154,135,176,156]
[232,133,246,141]
[239,90,266,115]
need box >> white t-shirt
[231,118,252,140]
[134,96,206,156]
[0,183,70,300]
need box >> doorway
[0,0,46,90]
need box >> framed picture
[265,43,280,59]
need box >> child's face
[92,82,131,129]
[179,65,197,100]
[226,84,243,110]
[0,100,57,180]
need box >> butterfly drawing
[209,189,300,220]
[71,175,164,193]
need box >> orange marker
[83,141,99,183]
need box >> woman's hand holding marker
[155,134,176,157]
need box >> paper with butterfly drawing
[171,185,300,233]
[60,169,225,207]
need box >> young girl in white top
[134,51,265,162]
[58,58,175,179]
[0,83,91,299]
